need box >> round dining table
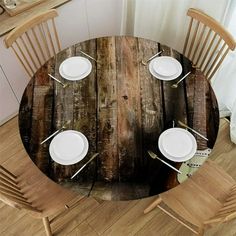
[19,36,219,200]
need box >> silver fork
[79,50,98,63]
[48,74,68,88]
[148,150,182,174]
[171,72,191,88]
[141,50,163,66]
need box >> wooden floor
[0,117,236,236]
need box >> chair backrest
[183,8,235,81]
[205,184,236,225]
[4,9,61,78]
[0,165,41,213]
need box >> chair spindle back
[183,8,235,81]
[4,9,61,78]
[0,165,40,213]
[205,184,236,225]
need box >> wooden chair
[0,162,84,236]
[183,8,235,81]
[144,160,236,235]
[4,9,61,77]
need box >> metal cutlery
[141,50,163,66]
[172,120,175,128]
[48,74,68,88]
[148,150,182,174]
[171,71,191,88]
[178,120,208,141]
[71,153,99,179]
[40,120,71,145]
[79,50,98,63]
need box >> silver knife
[40,128,63,145]
[148,150,182,174]
[146,50,163,63]
[71,153,99,179]
[40,120,71,145]
[178,120,208,141]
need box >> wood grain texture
[97,37,118,182]
[18,36,219,200]
[116,37,142,182]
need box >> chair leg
[144,196,162,214]
[42,217,52,236]
[198,227,205,236]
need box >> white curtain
[122,0,231,52]
[212,0,236,114]
[122,0,236,143]
[211,1,236,144]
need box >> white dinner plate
[158,128,197,162]
[149,56,182,81]
[49,130,89,165]
[59,56,92,81]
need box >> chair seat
[5,153,82,218]
[160,160,235,228]
[190,160,235,202]
[160,178,221,227]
